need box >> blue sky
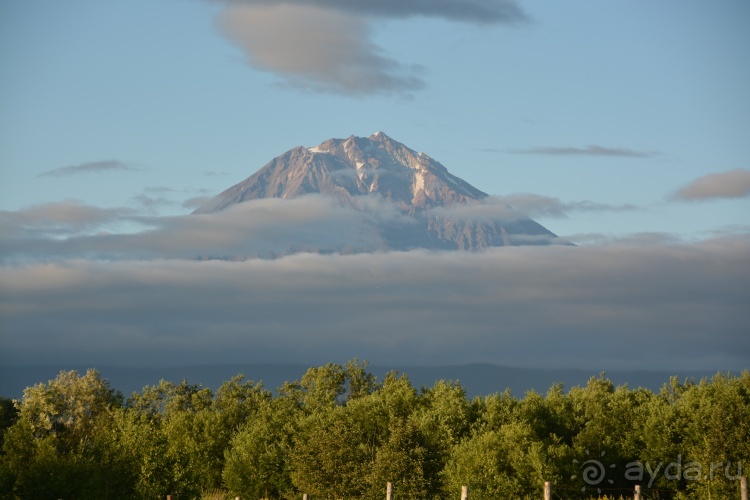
[2,0,748,238]
[1,0,748,371]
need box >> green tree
[444,422,546,500]
[567,375,654,495]
[344,358,379,401]
[412,379,473,496]
[0,370,135,499]
[670,372,750,499]
[17,369,122,446]
[369,417,435,500]
[472,388,518,433]
[289,363,347,412]
[109,407,174,499]
[213,374,272,430]
[415,380,472,450]
[128,378,212,419]
[0,397,18,446]
[290,404,378,499]
[223,400,295,500]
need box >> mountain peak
[194,133,566,251]
[307,132,403,155]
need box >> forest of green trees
[0,361,748,500]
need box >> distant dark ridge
[0,363,723,400]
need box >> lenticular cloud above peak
[212,0,526,94]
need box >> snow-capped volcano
[194,132,566,251]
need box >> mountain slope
[194,132,566,250]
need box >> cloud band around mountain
[0,193,642,263]
[1,192,747,372]
[0,196,408,263]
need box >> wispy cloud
[434,194,639,221]
[564,231,687,247]
[206,0,527,24]
[132,195,177,211]
[497,193,639,218]
[208,0,525,95]
[143,186,178,194]
[37,160,137,178]
[509,146,659,158]
[135,188,218,213]
[0,200,134,235]
[672,168,750,201]
[182,196,215,210]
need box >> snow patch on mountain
[194,133,568,251]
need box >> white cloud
[0,200,135,238]
[218,4,425,95]
[209,0,525,94]
[672,169,750,201]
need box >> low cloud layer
[1,237,748,371]
[210,0,525,95]
[37,160,137,178]
[672,169,750,201]
[510,146,659,158]
[2,194,746,372]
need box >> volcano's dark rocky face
[195,132,566,251]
